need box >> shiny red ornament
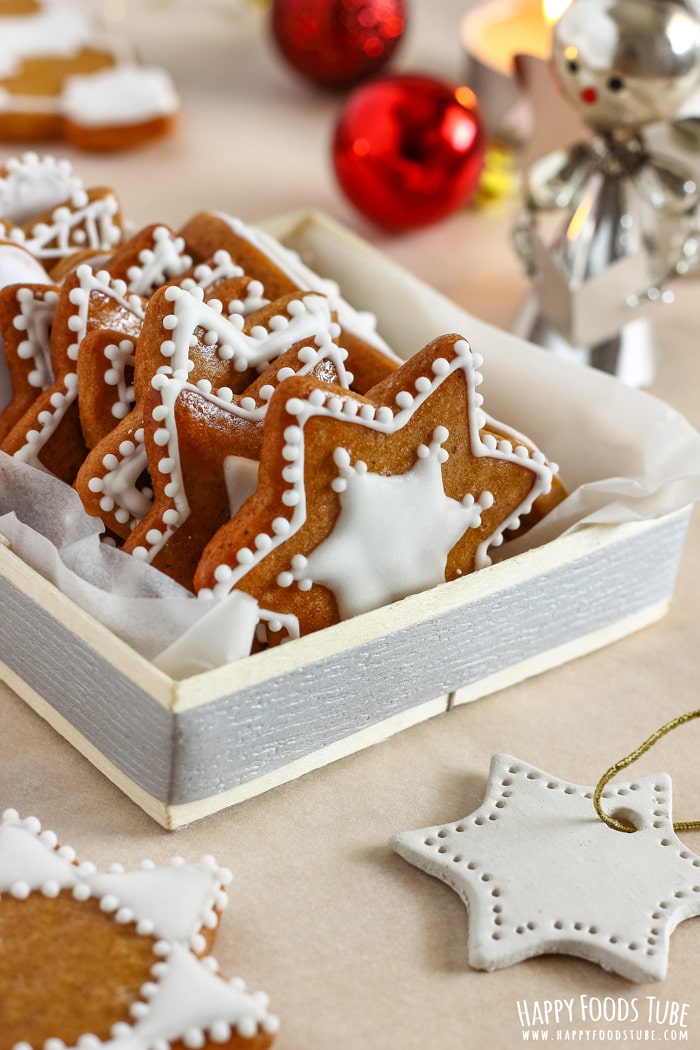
[271,0,405,90]
[332,74,486,231]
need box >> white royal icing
[123,226,192,297]
[87,427,152,529]
[13,266,144,471]
[0,242,52,289]
[201,339,555,629]
[0,808,280,1048]
[100,337,136,422]
[63,65,180,128]
[129,289,350,564]
[296,431,493,619]
[180,250,246,294]
[3,191,122,260]
[0,4,101,81]
[0,153,84,226]
[159,284,341,376]
[12,285,58,391]
[216,213,397,359]
[0,1,180,146]
[183,253,270,316]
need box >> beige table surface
[2,2,700,1047]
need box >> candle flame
[542,0,571,25]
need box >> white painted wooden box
[0,212,697,828]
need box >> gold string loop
[593,709,700,834]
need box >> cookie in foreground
[195,333,566,644]
[0,808,279,1049]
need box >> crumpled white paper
[0,453,259,678]
[2,212,700,679]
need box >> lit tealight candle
[461,0,571,140]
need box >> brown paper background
[1,2,699,1046]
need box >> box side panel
[169,511,689,806]
[0,574,175,800]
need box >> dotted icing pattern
[122,226,193,298]
[12,266,145,471]
[101,337,136,423]
[13,285,58,392]
[1,191,122,262]
[392,754,700,982]
[0,154,84,227]
[218,212,395,359]
[75,261,285,541]
[0,809,279,1048]
[86,426,151,530]
[159,285,340,378]
[128,288,350,565]
[200,338,555,634]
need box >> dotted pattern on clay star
[391,753,700,982]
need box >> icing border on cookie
[2,192,122,261]
[11,284,58,392]
[0,154,84,226]
[0,809,280,1048]
[12,265,144,470]
[215,213,397,359]
[199,338,556,626]
[128,290,350,564]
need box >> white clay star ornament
[391,754,700,982]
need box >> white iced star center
[288,426,493,619]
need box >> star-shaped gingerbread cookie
[194,334,564,642]
[0,280,59,441]
[123,330,352,591]
[0,186,123,275]
[1,264,145,482]
[179,211,398,393]
[74,282,345,547]
[0,808,279,1049]
[391,754,700,982]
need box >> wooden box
[0,212,695,828]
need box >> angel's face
[551,0,700,131]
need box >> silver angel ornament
[513,0,700,385]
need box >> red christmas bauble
[332,74,486,231]
[271,0,405,90]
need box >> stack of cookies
[0,154,566,653]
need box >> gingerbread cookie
[0,151,83,224]
[79,283,346,587]
[1,264,145,482]
[179,211,399,392]
[0,280,59,441]
[195,334,565,642]
[72,270,272,541]
[123,323,352,591]
[0,808,279,1048]
[98,222,194,297]
[0,239,52,292]
[0,0,179,151]
[73,225,194,447]
[0,186,123,274]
